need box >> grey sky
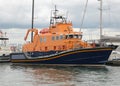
[0,0,120,29]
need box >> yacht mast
[99,0,103,44]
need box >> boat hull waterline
[10,47,112,65]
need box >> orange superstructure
[22,7,93,52]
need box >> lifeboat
[10,5,117,65]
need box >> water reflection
[10,64,109,86]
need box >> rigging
[79,0,88,32]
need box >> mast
[54,5,58,25]
[99,0,103,44]
[50,5,58,26]
[100,0,102,41]
[31,0,34,42]
[54,5,57,23]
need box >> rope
[79,0,88,32]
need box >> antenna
[50,5,58,25]
[54,5,58,24]
[31,0,34,42]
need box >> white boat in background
[109,46,120,60]
[0,30,11,61]
[106,46,120,66]
[0,30,22,61]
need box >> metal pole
[54,5,57,24]
[31,0,34,42]
[100,0,102,44]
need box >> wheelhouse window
[60,35,63,39]
[56,36,59,40]
[65,34,82,39]
[65,35,69,39]
[65,34,73,39]
[73,35,76,38]
[40,37,47,42]
[52,36,55,41]
[73,34,82,39]
[69,35,74,38]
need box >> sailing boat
[10,0,117,65]
[98,0,118,47]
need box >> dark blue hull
[10,47,112,65]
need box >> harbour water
[0,63,120,86]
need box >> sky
[0,0,120,29]
[0,0,120,44]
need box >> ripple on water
[0,64,120,86]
